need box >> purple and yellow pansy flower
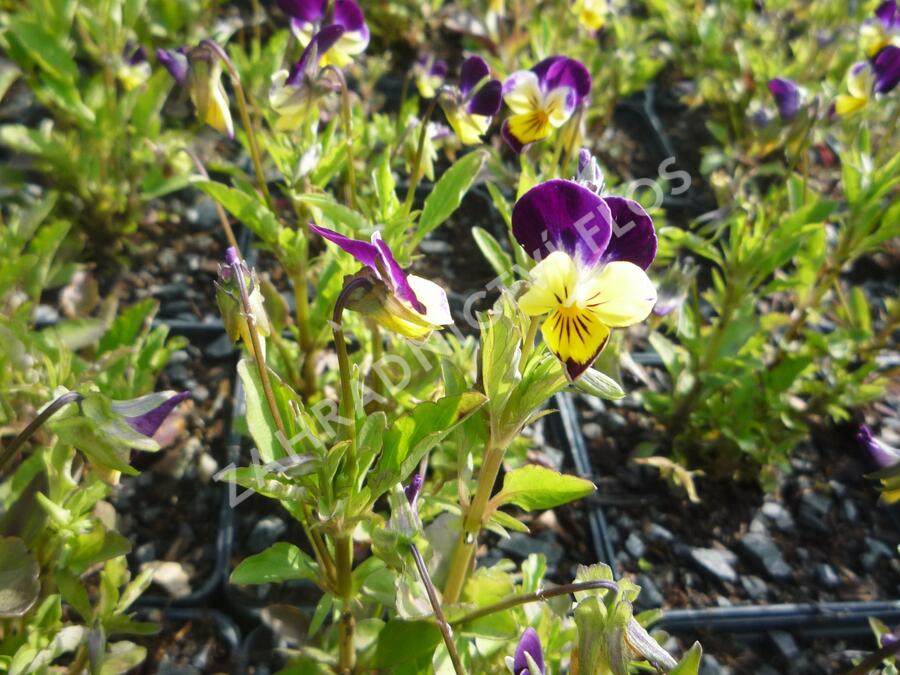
[862,0,900,57]
[157,44,234,138]
[767,77,801,120]
[413,55,449,99]
[269,25,344,130]
[438,56,503,145]
[501,56,592,154]
[311,225,453,339]
[278,0,369,68]
[512,177,657,380]
[835,61,877,116]
[505,628,545,675]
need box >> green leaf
[98,299,156,355]
[298,193,370,234]
[67,529,131,575]
[99,641,147,675]
[495,465,595,511]
[472,226,513,281]
[414,151,487,245]
[0,537,40,618]
[373,620,441,667]
[194,179,280,245]
[670,641,703,675]
[231,542,318,585]
[7,17,78,82]
[573,368,625,400]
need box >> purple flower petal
[128,45,147,65]
[225,246,240,265]
[512,179,612,265]
[332,0,367,32]
[156,48,189,86]
[501,118,528,154]
[858,424,900,469]
[122,392,190,438]
[601,197,658,270]
[876,0,900,30]
[460,55,490,96]
[310,224,380,269]
[874,45,900,94]
[532,56,592,105]
[286,24,346,85]
[513,628,545,675]
[404,473,423,508]
[467,78,502,116]
[372,232,425,313]
[278,0,327,23]
[767,77,800,120]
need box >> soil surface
[135,609,237,674]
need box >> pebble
[647,523,675,542]
[134,542,157,565]
[841,498,859,523]
[740,574,768,600]
[625,532,646,560]
[816,563,841,589]
[142,561,192,598]
[740,531,792,581]
[798,491,832,533]
[687,547,738,584]
[761,501,795,531]
[770,630,800,661]
[197,453,219,483]
[581,422,603,441]
[497,532,565,568]
[206,333,236,360]
[634,574,664,609]
[599,411,627,432]
[700,654,732,675]
[862,537,895,571]
[248,516,288,553]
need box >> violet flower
[413,55,449,99]
[874,44,900,93]
[512,172,657,380]
[311,226,452,340]
[111,391,190,439]
[505,628,545,675]
[269,25,345,130]
[279,0,369,68]
[501,56,592,154]
[157,44,234,138]
[767,77,801,120]
[438,55,503,146]
[857,424,900,469]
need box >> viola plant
[437,56,503,146]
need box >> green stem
[325,66,357,210]
[451,579,619,626]
[403,98,438,215]
[336,534,355,673]
[443,435,504,604]
[181,147,242,254]
[0,392,84,476]
[370,321,385,403]
[410,543,465,675]
[202,40,274,212]
[845,638,900,675]
[230,256,286,437]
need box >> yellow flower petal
[847,65,874,99]
[446,109,490,145]
[204,81,234,137]
[504,71,542,114]
[835,94,868,116]
[544,86,574,127]
[574,0,606,31]
[519,251,579,316]
[578,261,657,328]
[506,110,554,146]
[542,306,610,370]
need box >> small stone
[863,537,894,570]
[647,524,674,542]
[828,480,847,498]
[842,499,859,523]
[740,531,792,581]
[634,574,664,610]
[142,561,192,598]
[134,542,157,564]
[715,595,732,607]
[581,422,603,441]
[192,385,210,403]
[496,532,565,568]
[600,411,627,432]
[625,532,646,559]
[761,501,795,531]
[770,630,800,661]
[740,575,768,600]
[249,516,288,553]
[688,547,738,584]
[749,515,768,534]
[798,491,832,533]
[205,333,236,360]
[816,563,841,589]
[700,654,732,675]
[197,453,219,483]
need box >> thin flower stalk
[403,97,439,215]
[323,66,358,210]
[0,392,84,476]
[181,147,242,254]
[410,543,466,675]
